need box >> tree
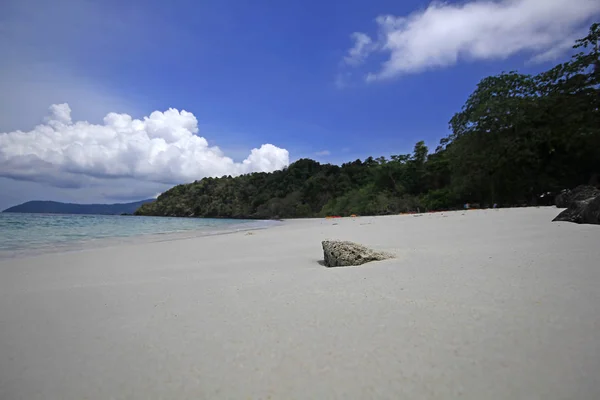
[136,23,600,219]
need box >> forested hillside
[4,199,154,215]
[136,24,600,219]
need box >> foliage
[136,24,600,219]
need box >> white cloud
[344,0,600,81]
[526,36,580,64]
[0,104,290,188]
[315,150,331,156]
[344,32,375,66]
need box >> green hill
[137,24,600,219]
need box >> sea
[0,213,276,259]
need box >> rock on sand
[322,240,392,267]
[553,185,600,225]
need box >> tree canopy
[136,23,600,219]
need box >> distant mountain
[2,199,155,215]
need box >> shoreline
[1,207,599,399]
[0,218,280,261]
[0,205,575,265]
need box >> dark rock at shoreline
[555,190,571,208]
[553,187,600,225]
[555,185,600,208]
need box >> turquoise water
[0,213,273,259]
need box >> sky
[1,0,599,210]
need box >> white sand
[1,207,599,399]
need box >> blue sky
[0,0,598,209]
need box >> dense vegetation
[136,24,600,219]
[4,200,154,215]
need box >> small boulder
[555,185,600,208]
[553,194,600,225]
[554,189,571,208]
[322,240,392,267]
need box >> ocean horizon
[0,213,275,259]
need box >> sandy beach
[1,207,599,399]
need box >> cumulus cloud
[344,32,375,66]
[315,150,331,156]
[0,104,289,188]
[343,0,600,81]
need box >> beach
[1,207,599,399]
